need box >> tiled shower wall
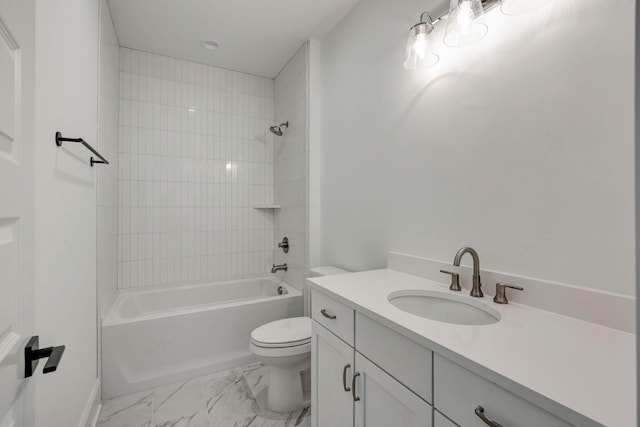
[273,44,309,290]
[118,48,275,288]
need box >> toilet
[249,266,350,413]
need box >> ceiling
[107,0,360,78]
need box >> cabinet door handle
[320,309,337,319]
[475,406,503,427]
[342,364,351,392]
[352,372,361,402]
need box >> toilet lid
[251,317,311,348]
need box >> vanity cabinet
[353,352,432,427]
[311,322,353,427]
[311,289,433,427]
[311,288,354,345]
[434,354,573,427]
[355,312,432,403]
[311,288,575,427]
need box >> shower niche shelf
[253,204,282,209]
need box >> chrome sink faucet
[453,247,483,297]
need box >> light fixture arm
[419,12,435,24]
[425,0,502,25]
[418,11,446,27]
[479,0,502,12]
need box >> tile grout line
[150,389,155,427]
[241,365,266,418]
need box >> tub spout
[271,263,288,273]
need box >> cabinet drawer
[434,354,573,427]
[356,312,432,403]
[311,289,354,345]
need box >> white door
[0,0,36,426]
[311,322,354,427]
[353,352,432,427]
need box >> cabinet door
[435,410,459,427]
[354,352,432,427]
[312,321,354,427]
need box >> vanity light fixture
[444,0,488,47]
[404,0,550,68]
[403,12,440,70]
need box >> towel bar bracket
[55,131,109,167]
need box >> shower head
[269,122,289,136]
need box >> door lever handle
[25,336,66,377]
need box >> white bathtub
[101,277,302,398]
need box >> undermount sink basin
[388,290,501,325]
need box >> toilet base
[266,365,305,412]
[255,385,310,417]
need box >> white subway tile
[118,49,278,289]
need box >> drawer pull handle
[352,372,361,402]
[475,406,503,427]
[342,364,351,392]
[321,309,337,319]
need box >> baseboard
[78,378,101,427]
[388,251,636,333]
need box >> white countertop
[308,269,636,427]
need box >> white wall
[635,0,639,421]
[308,39,323,270]
[34,0,100,425]
[118,48,275,288]
[97,0,120,316]
[315,0,635,295]
[273,43,309,290]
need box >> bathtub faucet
[271,263,288,273]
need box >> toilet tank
[309,266,350,277]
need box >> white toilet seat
[250,340,311,358]
[250,317,311,348]
[250,317,312,357]
[250,336,310,348]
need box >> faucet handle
[493,283,523,304]
[440,270,461,292]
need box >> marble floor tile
[201,368,261,426]
[250,389,311,427]
[242,364,269,412]
[242,365,311,427]
[98,363,312,427]
[153,378,209,427]
[98,390,153,427]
